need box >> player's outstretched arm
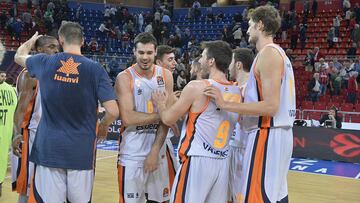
[115,71,160,127]
[14,32,42,68]
[12,71,37,157]
[204,47,282,116]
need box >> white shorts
[238,128,292,203]
[170,156,230,203]
[229,145,245,202]
[11,128,36,196]
[146,138,177,202]
[118,164,148,203]
[29,165,94,203]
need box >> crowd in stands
[0,0,359,111]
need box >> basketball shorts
[146,138,177,202]
[229,145,245,202]
[11,128,36,196]
[237,127,293,203]
[118,164,149,203]
[170,156,230,203]
[28,165,94,203]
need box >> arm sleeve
[25,53,48,79]
[97,65,117,103]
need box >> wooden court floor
[1,150,359,203]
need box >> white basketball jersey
[242,43,296,131]
[28,89,42,130]
[178,79,240,163]
[118,65,166,167]
[229,83,246,147]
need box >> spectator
[121,31,130,49]
[286,49,295,62]
[75,3,82,22]
[206,7,215,22]
[12,18,23,42]
[104,6,111,21]
[176,70,187,90]
[354,58,360,74]
[308,72,321,101]
[319,106,342,128]
[290,0,296,11]
[343,60,354,88]
[333,57,343,71]
[145,23,153,33]
[88,37,98,53]
[330,74,342,96]
[327,27,335,48]
[222,26,233,44]
[351,24,360,47]
[319,61,329,95]
[22,10,32,34]
[303,0,310,20]
[242,8,248,20]
[233,27,242,46]
[347,71,358,104]
[312,0,318,17]
[347,42,357,59]
[162,12,171,26]
[192,0,201,9]
[0,11,8,30]
[98,21,110,37]
[299,24,307,50]
[217,11,224,22]
[343,0,351,13]
[47,0,55,13]
[355,3,360,24]
[313,47,324,62]
[289,25,298,49]
[345,9,352,27]
[239,37,247,48]
[304,49,315,72]
[154,10,161,23]
[333,15,342,37]
[350,16,357,33]
[138,12,144,32]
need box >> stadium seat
[302,101,314,110]
[314,102,327,110]
[340,103,354,112]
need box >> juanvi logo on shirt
[54,57,81,84]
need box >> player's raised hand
[27,32,43,49]
[204,85,225,109]
[151,89,168,106]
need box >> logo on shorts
[127,193,135,198]
[163,188,169,197]
[54,57,81,84]
[157,76,165,86]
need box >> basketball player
[145,45,178,203]
[115,32,174,203]
[190,57,207,81]
[0,67,18,197]
[152,40,240,203]
[204,6,296,203]
[14,21,119,202]
[11,36,59,203]
[227,48,254,202]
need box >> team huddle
[10,6,295,203]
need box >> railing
[298,109,360,123]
